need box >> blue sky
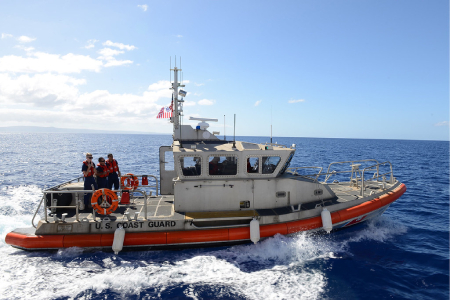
[0,0,448,140]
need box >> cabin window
[209,156,238,175]
[180,156,201,176]
[246,157,259,173]
[262,156,281,174]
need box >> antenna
[170,57,171,83]
[232,114,236,148]
[224,115,226,141]
[270,105,272,144]
[175,55,176,67]
[179,100,183,148]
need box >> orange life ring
[120,173,139,191]
[90,188,119,215]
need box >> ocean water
[0,133,448,300]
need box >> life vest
[97,163,109,178]
[83,161,95,177]
[106,159,118,173]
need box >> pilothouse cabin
[159,122,335,213]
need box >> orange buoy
[90,188,119,215]
[120,173,139,191]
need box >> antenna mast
[170,57,186,140]
[232,114,236,148]
[224,115,226,141]
[270,106,272,144]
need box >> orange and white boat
[5,67,406,252]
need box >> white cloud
[103,40,136,51]
[198,99,215,105]
[194,82,204,86]
[14,45,34,52]
[104,59,133,67]
[0,73,85,107]
[288,99,305,103]
[1,33,13,39]
[0,74,172,128]
[137,4,148,12]
[254,100,262,106]
[17,36,36,43]
[97,47,132,67]
[0,52,103,73]
[176,35,183,38]
[97,48,124,60]
[84,39,98,49]
[435,121,449,127]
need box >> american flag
[156,99,173,119]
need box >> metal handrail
[44,176,84,191]
[360,161,394,196]
[285,160,395,197]
[32,195,45,228]
[32,187,153,227]
[324,159,380,183]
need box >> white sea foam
[0,185,42,216]
[0,186,408,300]
[342,216,408,245]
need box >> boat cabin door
[159,146,176,195]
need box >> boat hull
[5,184,406,251]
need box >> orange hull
[6,184,406,250]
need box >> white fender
[112,225,125,254]
[250,218,260,244]
[78,199,85,211]
[321,208,333,233]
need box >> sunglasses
[100,160,105,162]
[87,157,93,159]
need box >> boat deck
[49,180,392,223]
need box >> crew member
[82,153,98,211]
[106,153,121,190]
[209,157,220,175]
[96,157,109,189]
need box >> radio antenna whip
[224,115,226,141]
[233,114,236,148]
[270,105,273,144]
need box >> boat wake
[0,186,408,300]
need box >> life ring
[90,188,119,215]
[120,173,139,190]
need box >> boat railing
[286,159,395,197]
[360,161,394,196]
[31,174,159,228]
[32,188,151,228]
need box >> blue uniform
[106,159,120,190]
[96,165,109,189]
[108,172,119,189]
[82,162,98,210]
